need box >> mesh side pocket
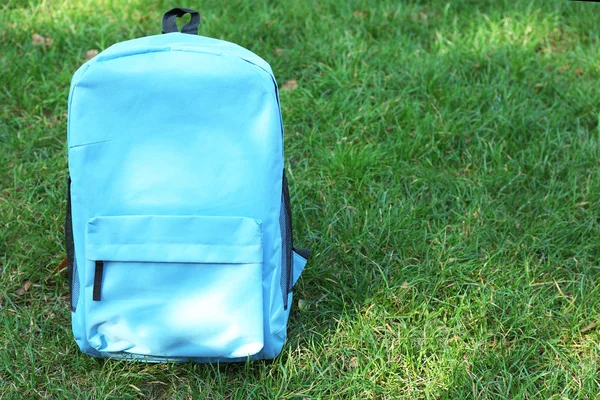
[71,260,80,312]
[279,170,294,310]
[65,178,80,312]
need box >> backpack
[65,7,309,362]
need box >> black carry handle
[162,8,200,35]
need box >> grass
[1,0,600,398]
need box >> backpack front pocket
[83,215,264,359]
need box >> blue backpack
[65,8,309,362]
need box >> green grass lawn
[1,0,600,398]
